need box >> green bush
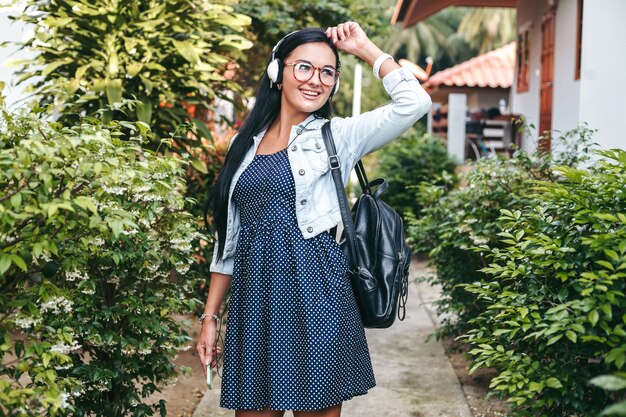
[376,132,456,219]
[407,151,552,338]
[407,126,594,339]
[463,149,626,416]
[0,103,204,416]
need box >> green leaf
[41,60,67,77]
[596,260,615,271]
[599,400,626,416]
[591,375,626,391]
[605,249,621,262]
[600,303,613,320]
[10,255,27,272]
[518,307,529,319]
[191,157,208,174]
[565,330,577,343]
[589,310,600,327]
[191,117,213,140]
[172,40,200,64]
[74,196,98,214]
[545,377,563,389]
[547,334,563,346]
[136,97,153,124]
[105,79,123,105]
[0,254,11,275]
[10,192,22,210]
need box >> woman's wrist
[355,42,384,66]
[199,313,220,327]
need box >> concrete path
[192,260,472,417]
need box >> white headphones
[266,31,340,95]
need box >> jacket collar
[252,114,329,144]
[298,114,328,131]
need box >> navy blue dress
[220,149,376,411]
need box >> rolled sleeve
[333,66,432,159]
[209,236,234,275]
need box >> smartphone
[206,364,212,390]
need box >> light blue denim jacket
[210,66,432,275]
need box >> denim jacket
[209,66,432,275]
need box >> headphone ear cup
[332,78,340,95]
[267,59,280,83]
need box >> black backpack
[322,122,410,328]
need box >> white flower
[137,347,152,355]
[101,185,126,195]
[50,340,81,355]
[175,264,190,274]
[41,296,73,315]
[66,270,89,282]
[14,316,42,330]
[469,232,488,246]
[90,237,105,247]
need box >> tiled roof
[423,42,515,89]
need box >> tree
[458,7,516,53]
[384,7,516,73]
[8,0,252,148]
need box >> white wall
[512,0,550,151]
[578,0,626,150]
[513,0,626,151]
[551,0,580,146]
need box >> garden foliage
[0,102,204,416]
[410,125,626,415]
[8,0,251,147]
[464,149,626,416]
[376,132,456,219]
[408,148,557,338]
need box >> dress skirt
[219,149,376,410]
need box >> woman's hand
[196,320,221,376]
[326,22,371,57]
[326,22,398,76]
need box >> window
[575,0,583,80]
[516,30,530,92]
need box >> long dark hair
[205,27,341,260]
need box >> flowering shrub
[0,103,205,416]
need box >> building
[392,0,626,152]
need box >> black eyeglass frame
[283,60,340,87]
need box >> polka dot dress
[220,149,376,411]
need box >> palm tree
[383,7,482,72]
[458,7,516,53]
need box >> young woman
[197,22,431,417]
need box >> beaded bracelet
[199,313,220,327]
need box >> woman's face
[280,42,338,117]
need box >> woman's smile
[299,88,322,99]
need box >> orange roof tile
[423,42,515,89]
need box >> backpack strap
[321,122,359,273]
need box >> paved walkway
[192,260,472,417]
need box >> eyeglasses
[284,60,339,87]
